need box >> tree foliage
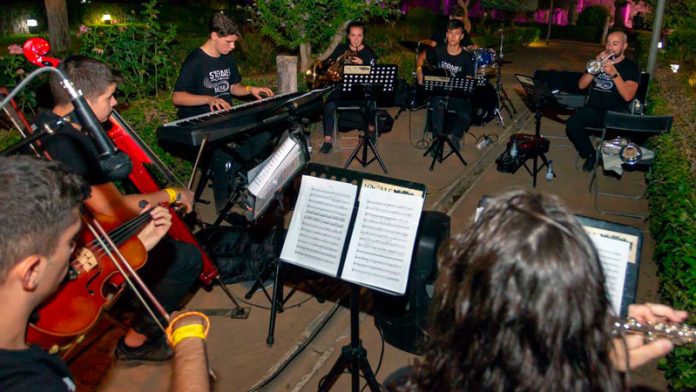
[249,0,400,62]
[481,0,533,12]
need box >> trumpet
[613,317,696,346]
[587,52,616,75]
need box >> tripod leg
[443,136,468,166]
[358,353,382,392]
[343,136,365,169]
[365,136,388,174]
[214,276,250,319]
[317,348,351,392]
[500,85,518,116]
[266,260,284,346]
[495,108,505,127]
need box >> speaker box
[372,211,450,354]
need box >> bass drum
[471,83,498,126]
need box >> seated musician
[172,12,274,211]
[566,31,639,172]
[319,20,378,154]
[423,4,475,50]
[0,157,211,391]
[31,56,202,365]
[416,19,475,152]
[386,190,687,391]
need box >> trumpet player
[566,31,640,172]
[320,21,378,154]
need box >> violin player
[0,157,211,391]
[31,56,201,365]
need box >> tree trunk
[44,0,71,54]
[276,55,298,94]
[299,43,312,73]
[545,0,555,45]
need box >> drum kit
[397,33,516,127]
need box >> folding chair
[590,110,673,219]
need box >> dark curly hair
[410,190,626,391]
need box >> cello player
[31,56,201,365]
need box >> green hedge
[646,68,696,391]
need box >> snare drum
[474,48,498,76]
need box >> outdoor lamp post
[27,19,38,27]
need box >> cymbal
[398,40,431,52]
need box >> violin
[26,200,152,354]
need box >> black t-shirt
[32,110,111,185]
[425,45,475,78]
[587,57,640,111]
[329,43,377,66]
[0,345,76,392]
[173,48,243,119]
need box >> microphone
[58,72,132,181]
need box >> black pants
[131,238,202,338]
[429,96,471,138]
[322,91,373,137]
[565,106,607,158]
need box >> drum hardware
[492,28,517,126]
[613,317,695,346]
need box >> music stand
[514,74,556,187]
[422,74,475,171]
[341,65,398,174]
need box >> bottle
[476,136,492,150]
[509,140,518,158]
[546,160,555,181]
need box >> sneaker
[114,335,173,366]
[451,137,461,152]
[582,152,597,172]
[319,141,332,154]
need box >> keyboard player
[171,12,275,212]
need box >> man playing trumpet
[566,31,640,172]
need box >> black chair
[421,101,467,171]
[590,110,673,219]
[331,105,379,150]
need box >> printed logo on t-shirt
[438,61,462,77]
[593,72,614,91]
[204,68,231,94]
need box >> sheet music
[341,187,424,295]
[247,136,299,196]
[589,234,630,314]
[280,175,357,276]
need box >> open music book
[280,175,425,295]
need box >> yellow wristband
[163,188,177,204]
[245,85,251,93]
[165,311,211,347]
[171,324,206,347]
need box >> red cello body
[105,112,219,285]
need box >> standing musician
[417,19,475,152]
[319,20,378,154]
[172,12,275,212]
[0,157,211,391]
[566,31,639,172]
[31,56,202,365]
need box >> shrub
[78,0,178,101]
[666,27,696,65]
[404,7,438,28]
[646,68,696,391]
[577,5,610,27]
[0,44,42,113]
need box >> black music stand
[341,65,398,174]
[514,74,556,188]
[275,164,426,391]
[422,75,474,171]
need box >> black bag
[376,109,394,134]
[196,227,277,284]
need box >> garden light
[657,41,663,49]
[27,19,38,27]
[670,64,680,73]
[102,13,112,23]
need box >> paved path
[79,40,667,391]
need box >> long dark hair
[410,190,626,391]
